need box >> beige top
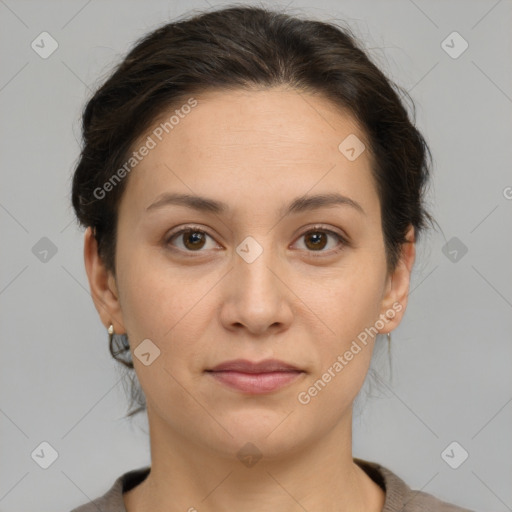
[70,458,475,511]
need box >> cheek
[296,260,384,338]
[116,252,212,410]
[295,256,384,396]
[295,272,382,412]
[117,248,224,381]
[117,247,206,335]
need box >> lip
[208,358,302,373]
[206,359,305,394]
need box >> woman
[70,5,475,511]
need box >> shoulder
[69,466,151,512]
[354,458,477,512]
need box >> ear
[377,225,416,333]
[83,226,126,334]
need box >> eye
[165,225,349,256]
[165,226,220,253]
[293,226,348,256]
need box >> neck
[124,405,385,512]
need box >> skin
[84,87,415,512]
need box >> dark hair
[71,4,436,417]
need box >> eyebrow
[145,192,366,217]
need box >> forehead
[118,87,380,222]
[157,87,366,158]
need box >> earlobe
[83,227,125,334]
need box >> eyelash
[165,224,349,257]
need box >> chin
[201,413,308,461]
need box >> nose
[219,238,293,337]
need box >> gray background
[1,0,511,510]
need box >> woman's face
[87,87,414,458]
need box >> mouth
[205,359,305,394]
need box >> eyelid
[293,224,349,243]
[165,224,221,251]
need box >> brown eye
[166,227,218,252]
[181,230,207,250]
[295,227,348,256]
[304,231,328,251]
